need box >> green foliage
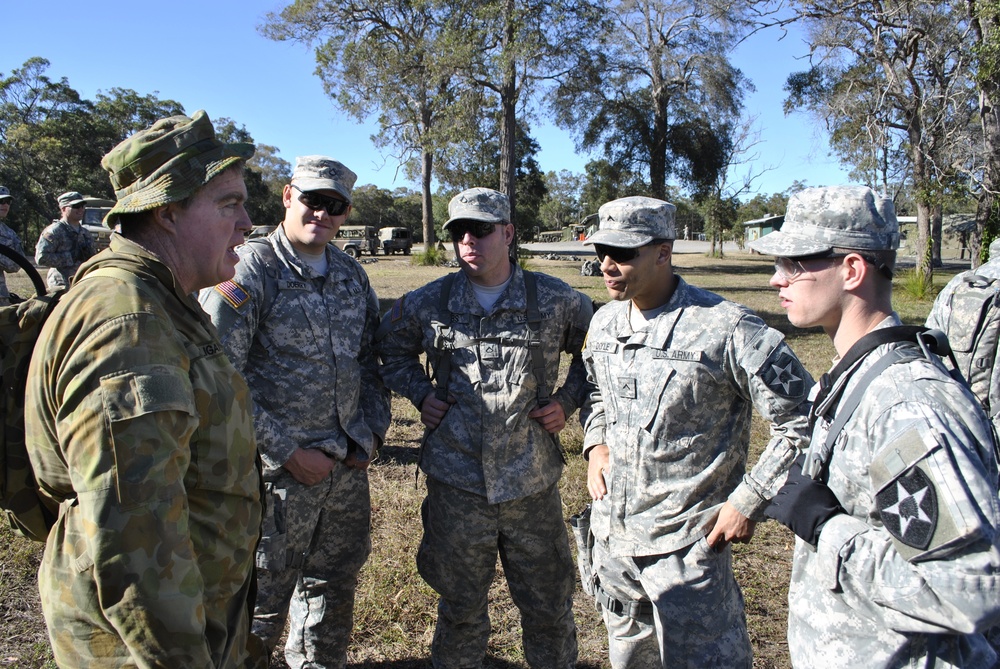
[412,243,448,266]
[898,267,933,301]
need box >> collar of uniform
[449,262,524,315]
[85,233,197,311]
[608,275,690,345]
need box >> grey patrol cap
[57,191,86,207]
[291,155,357,204]
[444,187,511,230]
[585,196,676,247]
[749,185,899,257]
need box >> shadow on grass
[375,444,421,466]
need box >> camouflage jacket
[25,235,262,668]
[0,220,25,305]
[198,225,390,473]
[376,265,594,504]
[34,218,96,290]
[787,315,1000,668]
[582,276,813,558]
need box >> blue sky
[5,1,851,200]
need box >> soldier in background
[581,196,812,668]
[25,110,262,667]
[376,187,592,668]
[200,156,389,668]
[34,190,96,291]
[925,237,1000,433]
[752,185,1000,668]
[0,186,26,305]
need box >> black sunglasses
[448,219,499,242]
[594,239,669,264]
[69,202,86,209]
[292,185,350,216]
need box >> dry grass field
[0,248,959,668]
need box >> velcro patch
[390,297,404,322]
[617,376,637,399]
[215,281,250,310]
[876,466,938,550]
[759,350,806,398]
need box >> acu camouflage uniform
[34,217,96,291]
[787,314,1000,668]
[0,219,26,305]
[199,223,390,668]
[582,277,812,668]
[925,238,1000,432]
[25,234,262,668]
[377,263,593,669]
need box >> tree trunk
[421,149,435,248]
[498,0,518,257]
[932,202,943,268]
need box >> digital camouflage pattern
[789,315,1000,668]
[56,191,85,207]
[0,220,26,305]
[591,536,751,668]
[443,187,511,229]
[583,277,813,556]
[748,185,899,257]
[418,478,577,668]
[582,277,812,665]
[291,155,357,203]
[925,246,1000,427]
[25,234,262,668]
[101,111,254,226]
[584,196,676,248]
[34,218,96,291]
[199,225,389,667]
[377,266,593,504]
[376,265,592,668]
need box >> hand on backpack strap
[765,453,844,546]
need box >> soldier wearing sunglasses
[752,186,1000,669]
[580,196,813,668]
[376,187,593,668]
[34,190,96,291]
[200,156,390,668]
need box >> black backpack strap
[809,346,921,480]
[432,273,458,401]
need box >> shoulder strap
[522,270,550,405]
[432,273,458,401]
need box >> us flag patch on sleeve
[215,281,250,310]
[390,297,404,322]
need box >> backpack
[935,272,1000,419]
[0,244,60,541]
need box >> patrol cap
[749,186,899,257]
[0,186,11,201]
[989,238,1000,263]
[291,155,357,204]
[584,196,676,248]
[101,109,254,227]
[444,187,510,230]
[57,191,85,207]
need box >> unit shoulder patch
[760,350,807,398]
[876,466,938,550]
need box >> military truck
[333,225,378,257]
[82,197,116,251]
[378,227,412,255]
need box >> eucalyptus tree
[260,0,465,245]
[550,0,755,201]
[782,1,979,284]
[967,0,1000,260]
[446,0,602,221]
